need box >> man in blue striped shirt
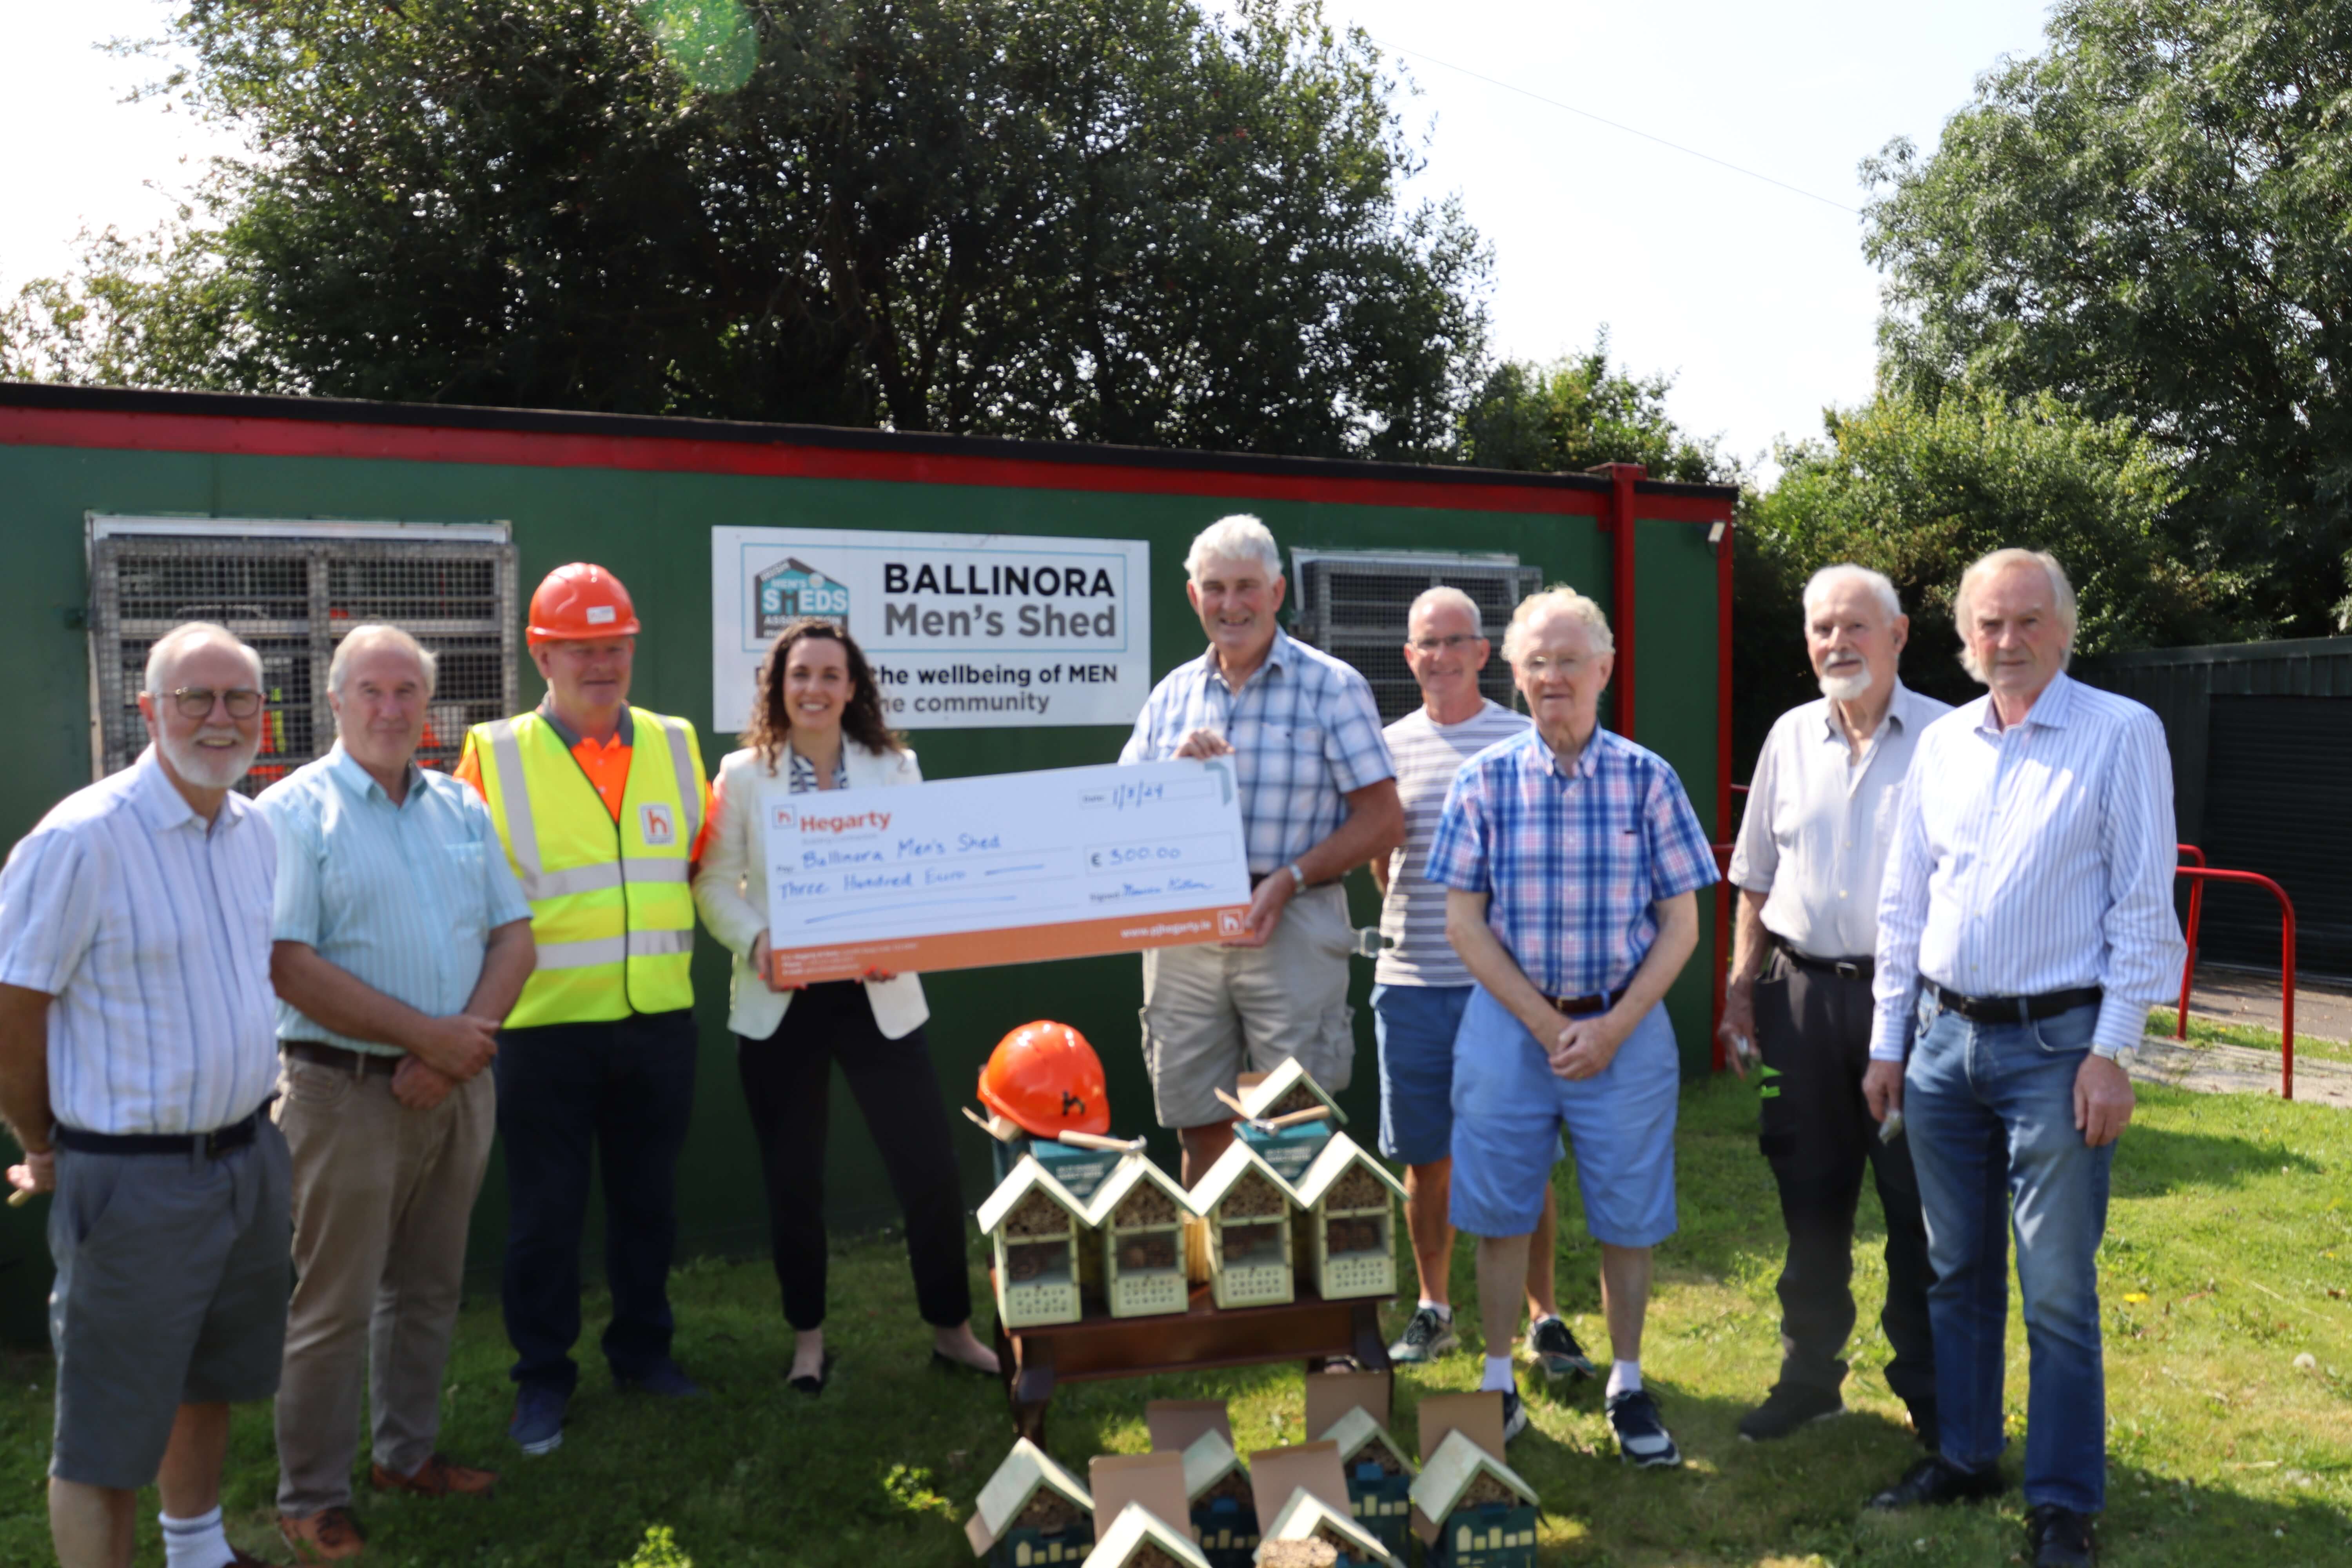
[1862,550,2184,1568]
[258,626,535,1564]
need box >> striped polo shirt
[1375,699,1531,986]
[0,747,279,1134]
[258,744,532,1055]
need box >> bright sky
[2,1,2059,475]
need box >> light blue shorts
[1448,984,1679,1247]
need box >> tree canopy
[4,0,1490,461]
[1864,0,2352,637]
[1459,332,1737,483]
[1734,387,2236,766]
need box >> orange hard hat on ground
[527,563,641,645]
[978,1021,1111,1140]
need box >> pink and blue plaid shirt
[1426,726,1719,998]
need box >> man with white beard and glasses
[0,622,289,1568]
[1723,565,1946,1444]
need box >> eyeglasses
[1409,633,1479,653]
[167,687,264,720]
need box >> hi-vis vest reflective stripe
[470,707,705,1028]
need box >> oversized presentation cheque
[764,758,1254,984]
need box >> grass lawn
[4,1076,2348,1566]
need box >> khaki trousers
[1138,882,1357,1128]
[273,1055,495,1514]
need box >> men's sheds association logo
[756,556,851,637]
[640,802,676,846]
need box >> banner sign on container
[762,758,1251,983]
[711,526,1151,733]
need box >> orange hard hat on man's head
[527,563,642,646]
[978,1020,1111,1140]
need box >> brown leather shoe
[371,1452,499,1497]
[278,1506,366,1562]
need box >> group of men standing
[0,510,2183,1568]
[0,563,713,1568]
[1122,516,2180,1568]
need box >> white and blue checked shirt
[1118,628,1394,874]
[1868,672,2185,1062]
[1426,726,1719,998]
[258,745,532,1055]
[0,747,279,1135]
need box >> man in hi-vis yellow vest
[454,563,711,1456]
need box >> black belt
[53,1108,263,1159]
[285,1040,401,1076]
[1932,984,2102,1024]
[1781,947,1875,982]
[1548,987,1626,1018]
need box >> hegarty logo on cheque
[771,805,892,835]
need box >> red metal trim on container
[1601,463,1644,737]
[1712,509,1736,1070]
[0,404,1624,516]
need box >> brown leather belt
[1932,984,2102,1024]
[1548,987,1626,1018]
[285,1040,402,1076]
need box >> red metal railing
[2171,859,2298,1101]
[2172,844,2205,1038]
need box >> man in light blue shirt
[257,626,535,1563]
[1862,550,2183,1568]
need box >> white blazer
[692,740,931,1042]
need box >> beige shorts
[1138,883,1357,1129]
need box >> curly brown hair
[742,618,903,773]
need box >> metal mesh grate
[88,528,519,794]
[1289,550,1541,722]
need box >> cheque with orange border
[763,758,1252,984]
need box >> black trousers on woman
[737,980,973,1332]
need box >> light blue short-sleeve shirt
[257,746,533,1054]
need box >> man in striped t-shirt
[1370,588,1586,1382]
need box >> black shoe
[1606,1387,1683,1468]
[1737,1382,1845,1441]
[2027,1504,2095,1567]
[787,1351,834,1396]
[1907,1399,1940,1451]
[1868,1454,2006,1510]
[1499,1388,1529,1443]
[1526,1316,1596,1382]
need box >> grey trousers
[273,1056,495,1514]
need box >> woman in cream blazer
[692,618,997,1391]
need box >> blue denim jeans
[1905,995,2112,1514]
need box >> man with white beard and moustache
[1722,566,1948,1444]
[0,622,289,1568]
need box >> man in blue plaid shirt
[1428,586,1717,1459]
[1120,515,1402,1182]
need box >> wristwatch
[1284,861,1307,892]
[2093,1044,2138,1070]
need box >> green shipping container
[0,384,1735,1345]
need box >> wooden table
[989,1276,1391,1439]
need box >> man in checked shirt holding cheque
[1427,586,1719,1461]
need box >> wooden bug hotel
[1230,1060,1345,1186]
[967,1437,1097,1567]
[1080,1501,1215,1568]
[1256,1487,1401,1568]
[1287,1134,1407,1302]
[1314,1406,1415,1555]
[1083,1153,1196,1319]
[1187,1140,1299,1309]
[1179,1428,1257,1568]
[978,1156,1092,1329]
[1407,1432,1541,1568]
